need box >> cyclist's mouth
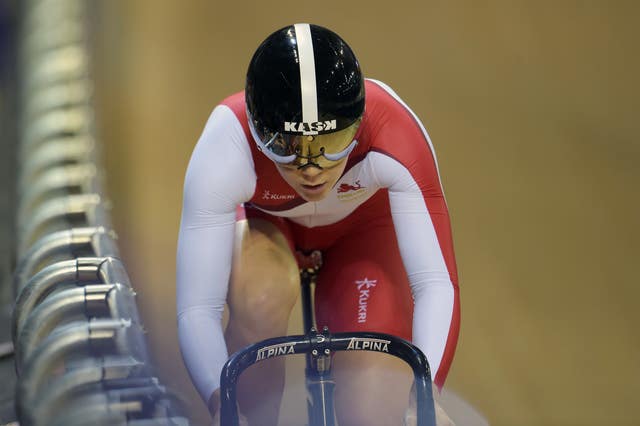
[301,183,326,193]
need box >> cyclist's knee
[228,221,299,334]
[234,258,299,320]
[332,352,412,426]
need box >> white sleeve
[370,152,455,381]
[176,105,256,402]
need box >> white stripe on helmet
[293,23,319,135]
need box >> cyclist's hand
[211,408,249,426]
[403,401,455,426]
[208,390,249,426]
[434,399,456,426]
[403,384,456,426]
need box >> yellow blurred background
[91,2,639,425]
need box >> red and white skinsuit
[177,79,460,404]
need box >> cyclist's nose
[299,164,323,178]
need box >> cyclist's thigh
[231,204,296,281]
[233,204,296,256]
[227,206,299,338]
[227,206,296,426]
[314,218,413,339]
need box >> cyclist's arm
[176,105,256,405]
[372,151,459,387]
[366,80,460,389]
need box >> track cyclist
[177,23,460,426]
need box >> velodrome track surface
[91,2,640,425]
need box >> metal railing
[11,1,189,424]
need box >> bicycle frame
[219,268,436,426]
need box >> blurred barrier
[11,0,190,424]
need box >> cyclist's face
[276,157,348,202]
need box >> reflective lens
[250,118,361,168]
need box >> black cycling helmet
[246,23,365,168]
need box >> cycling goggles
[249,118,360,169]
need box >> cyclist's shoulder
[219,89,246,112]
[199,90,250,137]
[364,79,406,108]
[361,79,430,151]
[363,79,422,130]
